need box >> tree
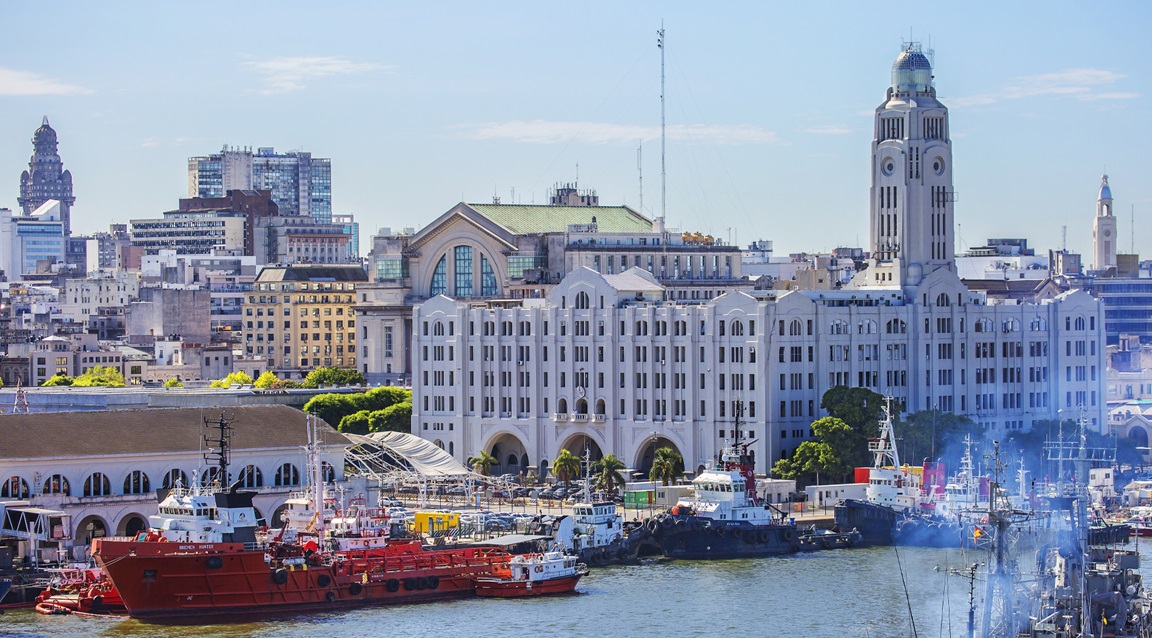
[817,387,887,469]
[338,410,372,435]
[773,441,853,486]
[468,450,498,476]
[552,449,581,485]
[649,447,683,486]
[591,454,627,495]
[301,367,365,389]
[253,371,281,389]
[72,365,125,387]
[163,378,183,388]
[209,371,253,388]
[895,410,980,469]
[42,372,72,387]
[303,393,361,428]
[368,401,412,434]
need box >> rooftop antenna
[657,23,666,224]
[1132,204,1136,254]
[1061,225,1068,251]
[637,141,644,214]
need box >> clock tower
[1092,175,1117,272]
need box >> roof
[466,204,651,235]
[345,431,471,477]
[256,265,368,283]
[602,267,664,294]
[0,405,348,461]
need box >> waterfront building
[243,264,365,377]
[188,147,332,223]
[18,118,75,236]
[408,44,1106,477]
[358,197,744,384]
[0,406,347,561]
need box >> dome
[32,116,58,149]
[891,46,933,94]
[1099,174,1112,201]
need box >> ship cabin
[573,502,617,526]
[678,469,760,520]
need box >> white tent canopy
[344,431,472,478]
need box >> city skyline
[0,2,1149,261]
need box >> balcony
[592,413,606,423]
[571,413,590,423]
[552,413,568,423]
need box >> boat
[474,551,587,597]
[647,405,803,559]
[33,567,124,615]
[0,578,9,604]
[834,399,965,547]
[92,413,517,621]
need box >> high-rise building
[188,147,332,223]
[18,118,76,236]
[1093,175,1117,272]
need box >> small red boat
[474,551,587,598]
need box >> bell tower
[1092,175,1116,271]
[863,43,955,293]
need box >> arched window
[974,318,994,333]
[237,465,263,489]
[434,439,444,450]
[430,256,448,296]
[274,463,300,487]
[123,471,150,495]
[480,255,498,296]
[43,474,70,496]
[575,292,590,309]
[161,469,189,490]
[200,466,222,488]
[557,398,569,413]
[454,246,473,297]
[1,476,29,499]
[1074,317,1086,331]
[84,472,112,497]
[935,293,950,307]
[507,454,519,466]
[788,320,802,336]
[731,321,745,336]
[857,320,877,334]
[433,322,445,336]
[1030,317,1048,331]
[1003,319,1020,333]
[885,319,907,334]
[830,320,849,335]
[321,461,336,483]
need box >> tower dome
[32,116,58,150]
[1099,174,1112,202]
[891,44,933,95]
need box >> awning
[345,431,472,477]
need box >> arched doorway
[117,514,148,537]
[635,436,683,480]
[484,433,529,477]
[1131,426,1150,461]
[559,433,603,465]
[77,515,109,545]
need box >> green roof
[467,204,652,235]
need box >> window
[123,471,150,495]
[2,476,29,498]
[43,474,70,495]
[84,472,112,497]
[238,465,264,488]
[274,463,300,487]
[430,256,448,295]
[454,245,473,296]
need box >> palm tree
[649,446,683,486]
[468,450,498,476]
[552,449,581,485]
[592,454,627,495]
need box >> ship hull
[835,499,900,545]
[474,574,582,597]
[649,516,798,559]
[93,538,500,621]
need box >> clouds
[804,125,853,135]
[243,56,386,95]
[0,67,91,96]
[457,120,781,145]
[948,68,1138,108]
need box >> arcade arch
[485,432,530,476]
[634,436,684,479]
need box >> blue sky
[1,2,1149,260]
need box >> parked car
[512,487,531,498]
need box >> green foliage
[469,450,498,476]
[300,367,366,389]
[895,410,980,469]
[304,393,360,428]
[649,447,684,486]
[368,402,412,434]
[163,378,183,388]
[73,366,126,387]
[338,410,372,435]
[591,454,627,494]
[42,372,73,387]
[821,386,886,438]
[209,371,253,388]
[253,371,281,389]
[552,449,581,484]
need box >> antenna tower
[12,378,28,414]
[203,411,235,487]
[637,141,643,214]
[1061,225,1067,251]
[657,24,666,224]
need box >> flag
[973,526,985,541]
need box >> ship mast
[203,411,234,489]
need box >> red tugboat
[474,551,587,598]
[92,413,512,621]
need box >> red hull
[92,538,505,620]
[474,574,582,598]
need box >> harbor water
[3,546,995,638]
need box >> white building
[407,43,1107,479]
[56,271,141,322]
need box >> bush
[42,373,73,387]
[253,371,281,389]
[209,371,254,388]
[369,401,412,434]
[300,367,365,389]
[163,378,183,388]
[338,410,372,435]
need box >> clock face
[882,159,895,176]
[1104,229,1112,238]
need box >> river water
[3,545,992,638]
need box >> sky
[1,1,1150,260]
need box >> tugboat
[474,551,587,598]
[648,404,801,559]
[92,413,513,621]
